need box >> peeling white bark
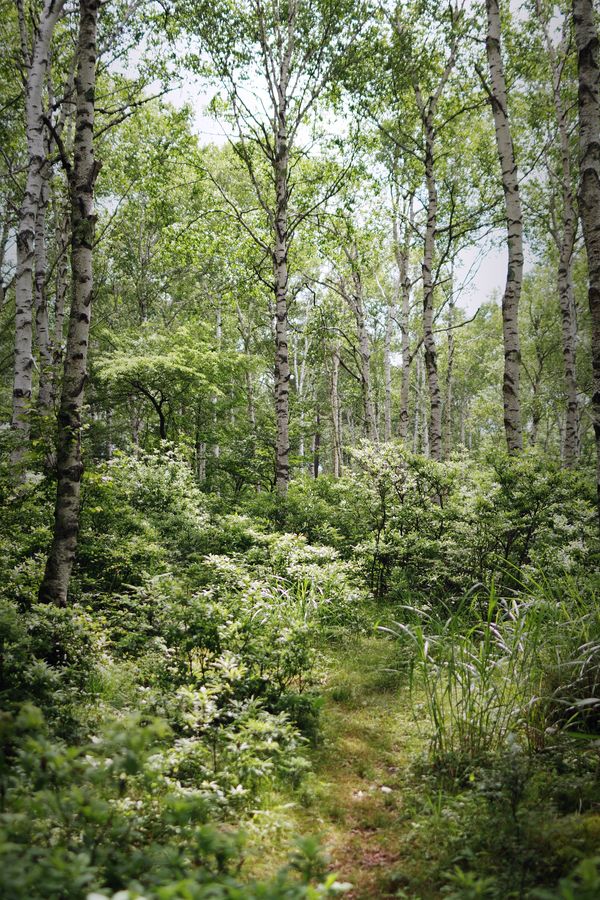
[485,0,524,452]
[39,0,101,605]
[11,0,65,460]
[573,0,600,516]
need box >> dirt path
[249,636,427,898]
[310,637,424,898]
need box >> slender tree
[394,192,414,442]
[39,0,101,605]
[34,177,54,414]
[343,245,378,441]
[329,341,343,475]
[534,0,580,465]
[444,271,455,455]
[384,2,466,460]
[11,0,65,460]
[413,65,454,461]
[193,0,365,492]
[573,0,600,516]
[483,0,524,452]
[382,276,396,441]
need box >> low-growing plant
[390,575,600,771]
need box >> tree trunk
[530,367,543,446]
[413,350,421,453]
[158,402,167,440]
[485,0,524,453]
[246,366,256,430]
[273,181,290,492]
[383,285,396,441]
[444,285,455,456]
[53,208,70,388]
[414,349,429,455]
[412,46,457,462]
[195,412,206,482]
[346,263,377,441]
[235,301,258,439]
[11,0,65,461]
[573,0,600,516]
[212,304,222,460]
[294,342,305,461]
[39,0,101,605]
[330,345,343,476]
[538,4,580,465]
[312,408,320,478]
[421,112,443,460]
[34,178,54,414]
[421,352,430,456]
[557,248,579,466]
[273,86,291,493]
[0,217,15,309]
[395,201,413,442]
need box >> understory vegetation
[1,446,599,898]
[2,0,600,895]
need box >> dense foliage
[1,443,599,897]
[2,0,600,896]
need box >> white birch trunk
[538,4,580,466]
[420,111,443,460]
[444,286,455,457]
[39,0,101,604]
[413,351,420,453]
[11,0,65,460]
[346,262,377,441]
[53,207,70,387]
[485,0,524,453]
[573,0,600,518]
[330,344,342,477]
[395,200,413,442]
[273,108,291,492]
[34,178,54,414]
[383,287,396,442]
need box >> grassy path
[249,636,428,898]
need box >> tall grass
[384,574,600,767]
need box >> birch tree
[412,59,455,461]
[393,190,415,442]
[190,0,366,493]
[39,0,101,605]
[381,2,479,460]
[11,0,65,460]
[573,0,600,517]
[444,271,455,454]
[483,0,524,452]
[541,4,579,464]
[329,340,343,475]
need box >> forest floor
[247,636,431,899]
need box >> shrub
[345,443,596,603]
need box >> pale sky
[455,244,506,313]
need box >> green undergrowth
[2,448,599,898]
[0,453,370,899]
[244,635,600,900]
[243,636,424,899]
